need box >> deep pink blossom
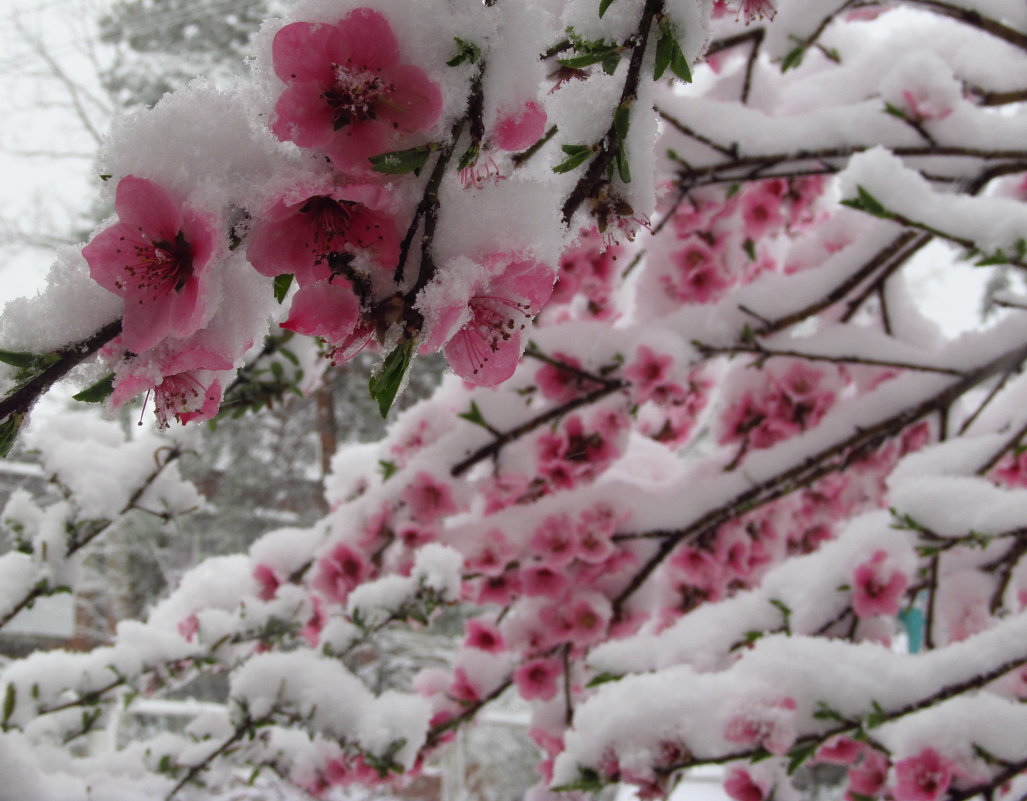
[724,768,766,801]
[253,564,281,601]
[493,101,547,152]
[894,749,957,801]
[83,175,218,353]
[852,549,908,617]
[465,618,505,653]
[513,658,562,701]
[248,184,400,285]
[270,9,443,170]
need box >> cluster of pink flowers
[659,178,826,306]
[719,361,842,458]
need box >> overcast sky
[0,0,113,302]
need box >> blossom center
[299,196,357,264]
[324,64,390,129]
[123,230,193,298]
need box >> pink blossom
[422,255,555,386]
[177,614,199,642]
[521,564,569,599]
[313,543,369,603]
[253,564,281,601]
[816,736,864,765]
[724,768,766,801]
[450,667,482,703]
[493,101,547,152]
[738,0,776,23]
[513,658,562,701]
[624,345,674,404]
[466,529,514,576]
[270,9,443,170]
[83,175,217,353]
[465,618,505,653]
[110,344,233,429]
[566,593,611,646]
[723,697,798,755]
[302,596,325,647]
[402,471,459,523]
[536,353,589,404]
[248,184,399,284]
[476,570,522,605]
[894,749,957,801]
[901,89,953,123]
[664,239,732,304]
[847,748,889,800]
[529,514,577,567]
[741,186,785,240]
[280,278,363,347]
[852,549,908,618]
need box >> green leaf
[813,702,844,722]
[865,700,887,729]
[615,145,631,183]
[369,338,415,418]
[787,741,818,775]
[99,173,112,182]
[553,147,592,174]
[599,0,617,17]
[458,400,488,428]
[73,373,115,404]
[551,767,603,793]
[654,29,673,80]
[602,52,621,75]
[669,41,692,83]
[369,144,434,175]
[2,683,14,728]
[0,415,24,459]
[0,349,42,369]
[841,185,890,219]
[585,671,622,688]
[557,52,612,70]
[976,249,1011,267]
[973,743,998,765]
[273,274,293,304]
[457,141,479,172]
[655,20,691,83]
[446,37,481,67]
[378,459,397,481]
[781,45,805,72]
[613,103,631,144]
[743,238,756,261]
[883,102,907,120]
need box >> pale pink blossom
[313,543,369,603]
[253,564,281,601]
[402,471,459,523]
[852,549,908,618]
[723,696,798,755]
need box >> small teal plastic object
[899,606,924,654]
